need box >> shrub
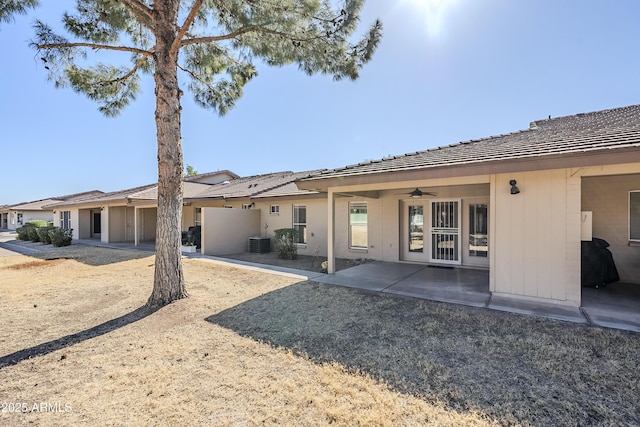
[273,228,298,260]
[26,225,42,242]
[16,220,49,242]
[26,220,49,228]
[16,226,32,241]
[48,227,73,247]
[36,226,56,245]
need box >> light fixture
[510,180,520,195]
[410,188,423,198]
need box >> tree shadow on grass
[206,281,640,426]
[0,306,158,370]
[0,241,153,266]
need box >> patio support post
[327,188,336,274]
[134,206,139,247]
[489,175,497,293]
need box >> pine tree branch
[171,0,204,56]
[180,24,328,48]
[35,41,150,56]
[177,62,213,91]
[112,52,151,83]
[119,0,154,28]
[179,25,259,47]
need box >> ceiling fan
[397,188,438,198]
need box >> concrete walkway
[187,254,639,333]
[1,231,638,333]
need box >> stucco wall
[201,207,261,255]
[108,206,134,243]
[16,211,54,228]
[334,197,384,260]
[78,209,91,239]
[582,173,640,283]
[492,169,581,306]
[141,207,156,242]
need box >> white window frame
[349,202,368,250]
[293,205,307,245]
[270,205,280,215]
[194,207,202,227]
[60,211,71,230]
[630,190,640,242]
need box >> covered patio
[309,261,640,333]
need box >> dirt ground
[0,244,639,426]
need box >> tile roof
[130,182,213,200]
[301,104,640,181]
[183,169,239,182]
[9,190,104,210]
[44,184,157,208]
[192,171,322,200]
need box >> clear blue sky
[2,0,640,205]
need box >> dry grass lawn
[0,245,638,426]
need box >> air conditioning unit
[248,237,271,253]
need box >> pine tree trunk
[147,0,188,309]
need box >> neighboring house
[0,205,9,229]
[296,104,640,308]
[130,170,325,255]
[1,190,104,231]
[44,170,239,244]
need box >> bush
[26,225,42,242]
[26,220,49,228]
[16,221,49,242]
[15,226,32,241]
[36,226,56,245]
[48,227,73,247]
[273,228,298,260]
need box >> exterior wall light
[510,180,520,195]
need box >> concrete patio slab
[488,296,587,324]
[313,261,426,292]
[386,266,490,308]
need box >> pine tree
[185,165,199,177]
[0,0,39,23]
[25,0,382,309]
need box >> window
[270,205,280,215]
[194,207,202,226]
[242,204,252,210]
[469,204,488,257]
[17,213,23,225]
[630,191,640,241]
[293,205,307,244]
[349,202,368,249]
[60,211,71,230]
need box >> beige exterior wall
[77,209,90,239]
[9,210,55,230]
[492,169,581,306]
[253,198,328,257]
[136,207,157,242]
[328,182,491,264]
[582,172,640,283]
[108,206,135,243]
[201,207,261,255]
